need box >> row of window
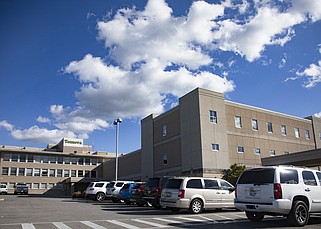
[1,167,97,178]
[211,144,288,156]
[3,153,99,166]
[1,182,64,190]
[209,110,315,140]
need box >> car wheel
[96,192,105,202]
[287,200,309,227]
[190,198,203,214]
[245,212,265,221]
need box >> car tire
[96,192,105,202]
[287,200,309,227]
[190,198,203,214]
[245,212,265,221]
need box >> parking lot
[1,195,321,229]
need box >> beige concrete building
[0,138,115,195]
[137,88,321,180]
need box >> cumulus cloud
[0,120,14,131]
[36,116,51,124]
[296,61,321,88]
[315,112,321,118]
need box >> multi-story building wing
[0,138,115,195]
[140,88,321,180]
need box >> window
[305,130,310,140]
[237,146,244,154]
[316,172,321,184]
[56,169,62,177]
[42,156,49,163]
[18,168,25,176]
[34,155,41,163]
[270,150,276,156]
[10,167,17,176]
[34,168,40,176]
[267,122,273,133]
[2,167,9,176]
[11,154,18,162]
[71,157,77,165]
[284,151,289,155]
[251,119,258,130]
[64,170,70,177]
[186,179,203,189]
[91,159,97,166]
[20,154,26,162]
[26,168,33,176]
[220,180,234,190]
[162,125,167,137]
[235,116,242,128]
[280,169,298,184]
[204,179,219,189]
[209,110,217,123]
[211,144,219,151]
[64,157,70,164]
[85,158,90,165]
[84,170,90,177]
[294,128,300,138]
[32,183,40,189]
[163,154,168,165]
[254,148,261,155]
[78,170,84,177]
[78,158,84,165]
[41,183,47,189]
[49,169,55,177]
[27,154,34,162]
[3,153,10,161]
[281,125,287,136]
[57,157,63,164]
[71,170,76,177]
[49,156,56,164]
[302,171,317,186]
[41,169,48,177]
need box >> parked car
[0,184,8,194]
[85,181,110,201]
[130,182,150,207]
[234,166,321,227]
[143,176,171,208]
[160,177,235,214]
[106,181,133,203]
[119,182,137,204]
[14,183,28,195]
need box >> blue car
[119,182,136,204]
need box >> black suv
[142,176,171,208]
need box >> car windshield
[146,178,160,187]
[165,179,183,189]
[107,182,115,188]
[238,168,275,184]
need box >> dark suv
[142,176,171,208]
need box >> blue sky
[1,0,321,154]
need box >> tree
[222,163,246,186]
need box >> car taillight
[178,189,185,198]
[139,187,144,192]
[274,183,282,199]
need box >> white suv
[160,177,235,214]
[235,166,321,226]
[106,181,133,203]
[85,181,109,201]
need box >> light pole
[113,118,122,181]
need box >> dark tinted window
[280,169,298,184]
[238,168,275,184]
[220,180,233,190]
[166,179,183,189]
[204,179,219,189]
[302,171,317,186]
[95,183,105,188]
[146,178,160,187]
[186,179,202,189]
[160,177,170,188]
[116,182,124,187]
[89,182,94,187]
[107,182,115,188]
[122,184,130,189]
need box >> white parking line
[80,221,107,229]
[174,216,206,222]
[215,214,233,220]
[21,223,36,229]
[107,220,141,229]
[53,222,72,229]
[132,219,169,228]
[153,217,191,226]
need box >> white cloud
[36,116,51,124]
[0,120,14,131]
[296,60,321,88]
[315,112,321,118]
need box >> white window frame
[235,116,242,128]
[209,110,217,124]
[237,146,244,154]
[267,122,273,133]
[294,128,300,138]
[254,148,261,155]
[270,150,276,156]
[211,144,219,151]
[305,130,310,140]
[281,125,287,136]
[251,119,258,131]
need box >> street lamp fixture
[113,118,122,181]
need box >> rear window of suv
[238,168,275,184]
[166,178,183,189]
[94,183,105,188]
[146,178,160,187]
